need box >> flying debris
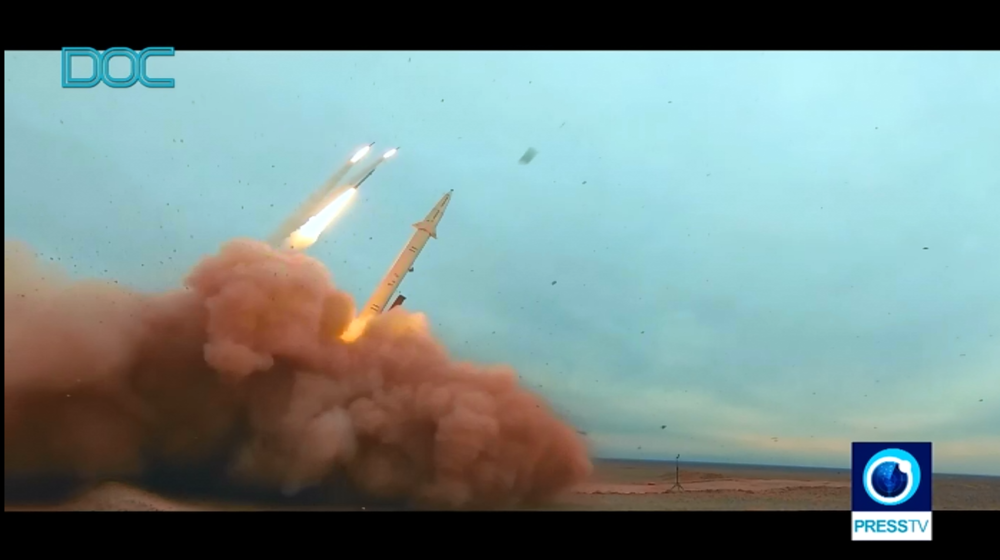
[519,147,538,165]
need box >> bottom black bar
[3,510,988,546]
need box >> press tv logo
[852,442,932,541]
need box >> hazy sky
[4,50,998,475]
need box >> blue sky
[4,50,998,475]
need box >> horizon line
[595,455,999,478]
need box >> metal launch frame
[667,454,685,492]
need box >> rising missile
[268,143,373,247]
[357,189,453,321]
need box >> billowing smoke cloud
[4,238,592,508]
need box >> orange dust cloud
[4,238,591,508]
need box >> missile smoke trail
[4,238,592,508]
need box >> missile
[344,147,398,191]
[268,143,373,246]
[357,189,453,321]
[276,147,400,251]
[282,147,399,248]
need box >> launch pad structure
[667,454,685,492]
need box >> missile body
[341,148,396,192]
[268,143,373,247]
[357,190,453,321]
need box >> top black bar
[6,1,997,51]
[6,21,996,50]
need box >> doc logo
[852,442,932,541]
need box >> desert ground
[6,459,999,511]
[545,459,1000,511]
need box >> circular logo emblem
[863,448,921,506]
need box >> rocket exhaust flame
[283,188,357,251]
[349,145,372,163]
[341,148,397,191]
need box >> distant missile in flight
[268,143,373,247]
[276,147,399,251]
[357,189,453,321]
[344,147,399,192]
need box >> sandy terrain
[7,459,999,511]
[546,460,1000,511]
